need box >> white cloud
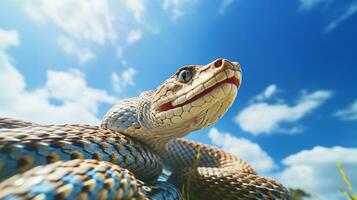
[115,46,128,66]
[299,0,328,10]
[207,127,357,199]
[0,29,116,125]
[235,86,332,135]
[111,68,137,93]
[125,0,145,23]
[0,29,20,49]
[334,99,357,121]
[208,128,276,173]
[24,0,117,64]
[209,128,357,199]
[278,146,357,199]
[57,36,95,64]
[219,0,237,15]
[252,84,278,102]
[163,0,198,20]
[299,0,357,32]
[126,30,143,44]
[325,3,357,32]
[208,127,357,199]
[25,0,116,45]
[23,0,152,65]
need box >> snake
[0,59,290,200]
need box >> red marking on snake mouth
[158,77,240,112]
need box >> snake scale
[0,59,290,200]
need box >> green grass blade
[338,161,353,192]
[340,188,353,200]
[182,145,201,200]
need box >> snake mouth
[158,76,240,112]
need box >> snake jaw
[157,77,240,112]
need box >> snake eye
[177,69,194,83]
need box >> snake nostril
[214,59,223,68]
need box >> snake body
[0,59,290,199]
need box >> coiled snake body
[0,59,290,199]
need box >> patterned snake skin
[0,59,290,200]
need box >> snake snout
[212,58,242,72]
[231,61,242,72]
[225,60,242,72]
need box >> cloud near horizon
[208,127,357,199]
[278,146,357,199]
[234,85,332,135]
[208,128,276,173]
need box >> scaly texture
[164,139,289,199]
[0,124,162,182]
[0,123,181,200]
[0,59,290,199]
[0,117,38,129]
[0,159,148,200]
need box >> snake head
[101,59,242,145]
[151,58,242,135]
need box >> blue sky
[0,0,357,199]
